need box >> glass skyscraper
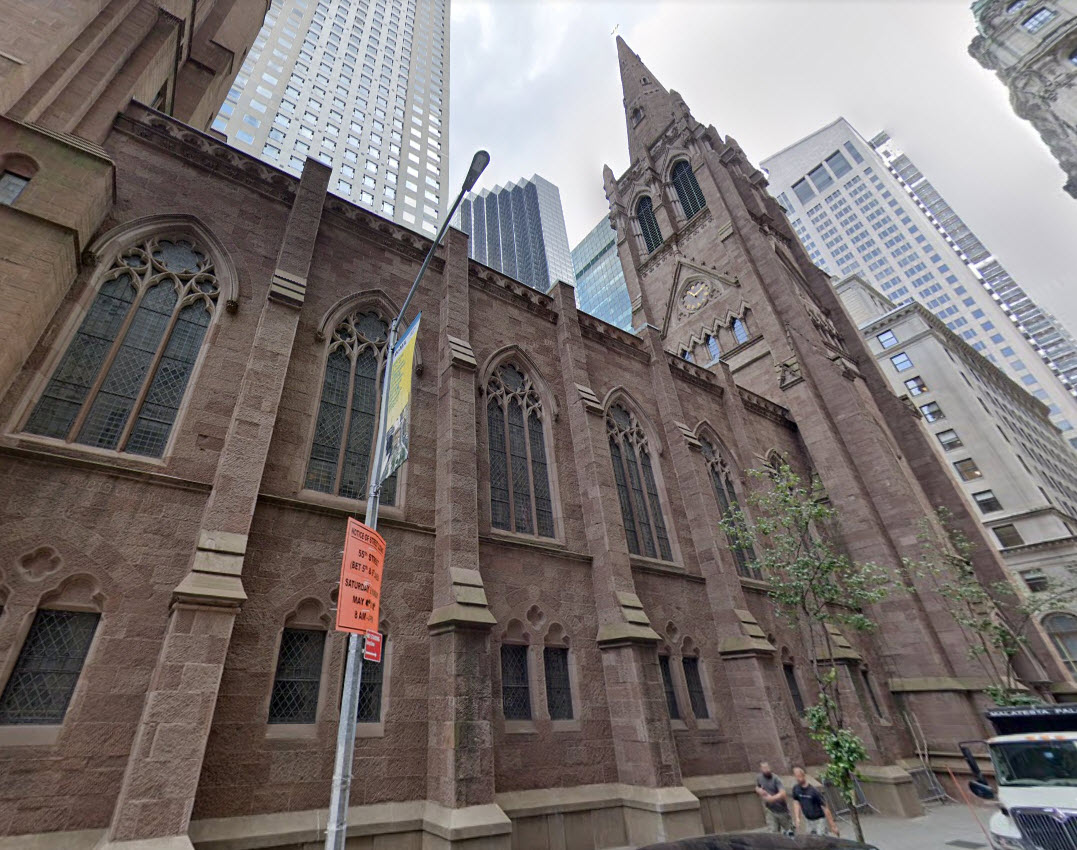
[571,217,632,332]
[762,117,1077,446]
[456,175,575,293]
[210,0,448,235]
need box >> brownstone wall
[0,95,1053,847]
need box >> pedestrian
[754,761,793,834]
[790,766,840,837]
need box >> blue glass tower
[571,217,632,332]
[456,174,575,293]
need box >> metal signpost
[323,150,490,850]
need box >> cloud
[449,0,1077,333]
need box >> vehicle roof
[990,733,1077,744]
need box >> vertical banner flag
[335,518,386,635]
[380,313,420,483]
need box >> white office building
[762,118,1077,448]
[838,274,1077,667]
[211,0,448,235]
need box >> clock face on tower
[682,281,711,313]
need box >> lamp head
[462,150,491,192]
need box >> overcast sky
[446,0,1077,334]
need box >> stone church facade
[0,4,1070,848]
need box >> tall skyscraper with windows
[212,0,449,235]
[456,174,575,293]
[762,118,1077,446]
[571,217,632,331]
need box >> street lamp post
[323,150,490,850]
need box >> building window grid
[682,656,709,719]
[268,628,325,724]
[0,610,99,724]
[543,647,573,720]
[24,237,218,458]
[485,364,555,538]
[658,654,680,719]
[607,404,673,561]
[304,311,398,503]
[500,644,531,720]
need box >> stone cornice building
[0,11,1071,850]
[970,0,1077,198]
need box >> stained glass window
[637,196,662,253]
[700,437,760,579]
[357,652,383,722]
[543,647,572,720]
[0,610,99,724]
[268,628,325,724]
[671,160,706,220]
[305,311,397,504]
[732,318,750,345]
[658,654,680,719]
[783,659,806,715]
[607,404,672,561]
[486,364,554,537]
[501,644,531,720]
[24,237,218,457]
[682,656,709,719]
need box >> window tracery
[25,236,218,457]
[636,196,663,252]
[606,403,672,561]
[700,437,760,579]
[671,159,706,219]
[305,310,397,503]
[486,363,554,537]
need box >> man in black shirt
[790,766,839,837]
[754,761,792,834]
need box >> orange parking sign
[335,518,386,635]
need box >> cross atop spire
[616,36,679,163]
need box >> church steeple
[616,36,681,163]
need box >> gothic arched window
[1044,613,1077,676]
[671,160,706,220]
[607,404,672,561]
[305,311,397,504]
[700,437,759,579]
[705,334,720,362]
[24,236,218,457]
[732,317,750,345]
[636,196,663,253]
[486,363,554,537]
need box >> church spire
[616,36,679,164]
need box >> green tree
[906,507,1075,706]
[721,461,890,843]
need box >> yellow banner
[380,313,419,482]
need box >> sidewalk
[851,802,995,849]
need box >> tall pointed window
[24,237,219,457]
[636,196,663,253]
[305,311,397,504]
[671,160,706,220]
[706,334,720,362]
[658,653,680,719]
[732,317,750,345]
[486,363,554,537]
[607,404,672,561]
[700,437,760,579]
